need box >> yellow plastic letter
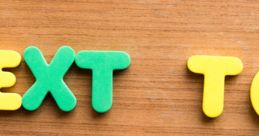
[187,55,243,118]
[250,72,259,116]
[0,50,22,110]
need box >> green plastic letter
[22,46,77,112]
[75,51,130,113]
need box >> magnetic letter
[0,50,22,110]
[187,55,243,118]
[250,72,259,115]
[22,46,77,112]
[75,51,130,113]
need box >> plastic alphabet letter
[75,51,130,113]
[0,50,22,110]
[22,46,77,112]
[187,55,243,118]
[250,72,259,116]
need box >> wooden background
[0,0,258,135]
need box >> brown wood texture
[0,0,259,135]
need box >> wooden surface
[0,0,259,135]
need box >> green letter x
[22,46,77,112]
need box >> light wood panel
[0,0,259,135]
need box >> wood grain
[0,0,259,135]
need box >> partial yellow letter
[250,73,259,116]
[0,50,22,110]
[187,55,243,118]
